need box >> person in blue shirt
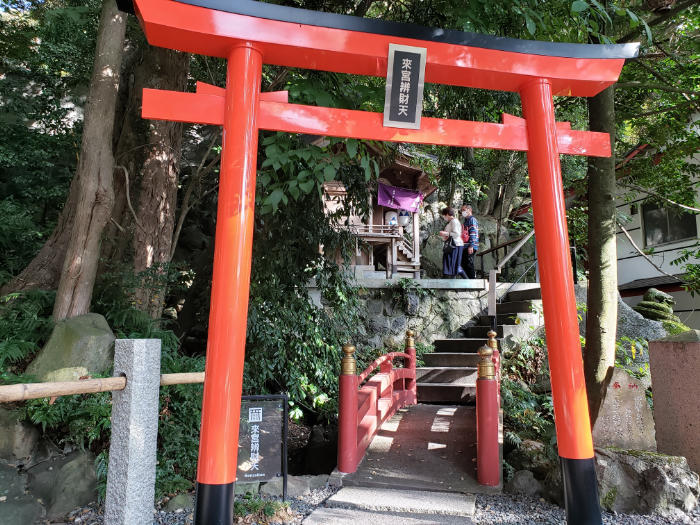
[461,204,479,279]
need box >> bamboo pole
[0,372,205,403]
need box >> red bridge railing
[337,330,417,473]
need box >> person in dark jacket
[461,204,479,279]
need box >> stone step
[423,353,480,367]
[433,338,487,353]
[417,383,475,403]
[506,287,542,302]
[462,325,504,338]
[494,300,541,314]
[303,507,474,524]
[416,366,477,385]
[477,311,542,326]
[323,486,476,518]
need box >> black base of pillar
[560,457,602,525]
[194,481,234,525]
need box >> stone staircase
[417,285,543,404]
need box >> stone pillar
[649,330,700,473]
[105,339,162,525]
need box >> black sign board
[237,395,288,498]
[383,43,427,129]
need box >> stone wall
[351,286,489,349]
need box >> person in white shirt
[439,207,468,279]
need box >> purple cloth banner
[377,182,423,212]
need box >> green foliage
[0,289,54,376]
[414,342,434,367]
[501,377,555,441]
[615,336,650,381]
[233,493,289,523]
[245,263,360,423]
[386,278,432,313]
[23,388,112,448]
[0,199,45,285]
[155,350,205,497]
[662,319,691,336]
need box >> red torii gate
[118,1,638,523]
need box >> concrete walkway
[304,404,500,523]
[304,487,476,524]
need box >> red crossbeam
[142,88,610,157]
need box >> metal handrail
[487,229,535,317]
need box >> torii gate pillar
[194,44,262,524]
[521,78,599,524]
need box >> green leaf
[571,0,589,12]
[264,188,285,212]
[641,19,653,44]
[525,15,536,36]
[346,139,358,158]
[323,164,336,181]
[360,156,371,181]
[299,180,315,194]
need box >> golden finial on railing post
[405,329,415,349]
[341,343,357,375]
[487,330,498,351]
[477,345,495,380]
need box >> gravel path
[57,489,699,524]
[474,493,700,525]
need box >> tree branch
[616,81,700,95]
[619,182,700,213]
[618,0,698,43]
[632,59,700,110]
[170,134,221,259]
[621,100,696,118]
[116,165,145,233]
[617,221,685,284]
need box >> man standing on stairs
[461,204,479,279]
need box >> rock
[643,287,675,306]
[505,470,543,498]
[260,475,309,498]
[595,447,700,519]
[26,314,115,379]
[633,301,679,322]
[0,407,39,463]
[235,482,259,495]
[0,495,44,525]
[27,451,97,520]
[0,463,45,525]
[592,368,656,451]
[42,366,89,382]
[505,440,557,479]
[574,283,668,344]
[164,493,194,511]
[299,474,329,491]
[405,293,420,316]
[304,425,337,475]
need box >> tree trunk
[131,47,189,319]
[52,0,126,320]
[584,85,618,427]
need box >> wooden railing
[337,330,417,473]
[343,223,401,237]
[0,372,205,403]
